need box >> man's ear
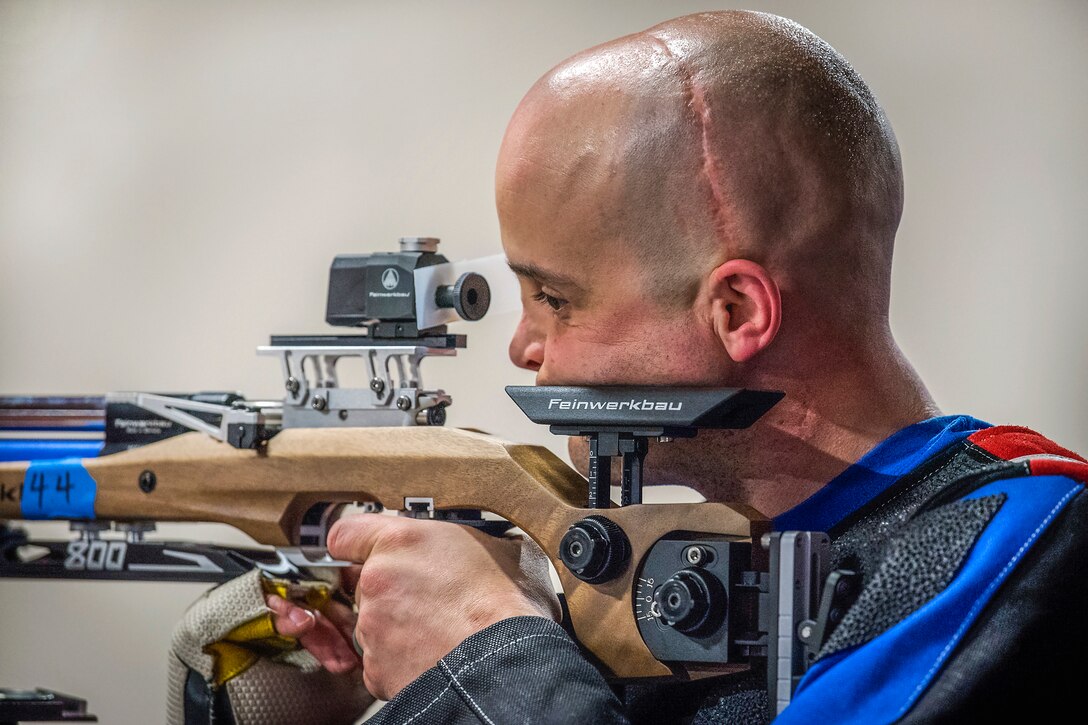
[707,259,781,362]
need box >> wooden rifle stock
[0,426,766,679]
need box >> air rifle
[0,238,859,716]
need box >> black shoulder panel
[830,441,1001,580]
[821,493,1005,659]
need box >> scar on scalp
[645,34,731,243]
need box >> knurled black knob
[653,569,726,634]
[558,515,630,584]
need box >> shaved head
[498,11,902,321]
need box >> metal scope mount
[92,237,491,454]
[265,236,491,430]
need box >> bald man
[272,11,1088,723]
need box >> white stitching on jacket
[440,660,496,725]
[897,483,1080,718]
[399,632,573,724]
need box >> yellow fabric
[202,576,333,686]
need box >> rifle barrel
[0,396,106,432]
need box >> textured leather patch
[821,493,1006,658]
[830,443,998,581]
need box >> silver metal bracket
[111,392,282,448]
[402,497,435,518]
[272,547,353,569]
[70,520,111,542]
[115,521,156,543]
[257,342,453,428]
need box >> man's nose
[508,311,545,371]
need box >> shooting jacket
[368,415,1088,724]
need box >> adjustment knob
[436,272,491,321]
[399,236,440,253]
[653,569,726,634]
[558,516,630,583]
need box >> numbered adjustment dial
[633,536,752,665]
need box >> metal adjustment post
[586,432,650,508]
[620,436,648,506]
[587,435,610,508]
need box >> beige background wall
[1,1,1085,722]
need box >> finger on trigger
[327,514,394,562]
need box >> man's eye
[531,290,568,311]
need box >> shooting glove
[167,569,374,725]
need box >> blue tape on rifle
[20,459,97,519]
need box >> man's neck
[652,341,940,518]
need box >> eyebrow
[506,261,584,292]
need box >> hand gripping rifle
[0,238,859,717]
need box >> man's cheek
[540,339,613,385]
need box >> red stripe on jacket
[968,426,1088,483]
